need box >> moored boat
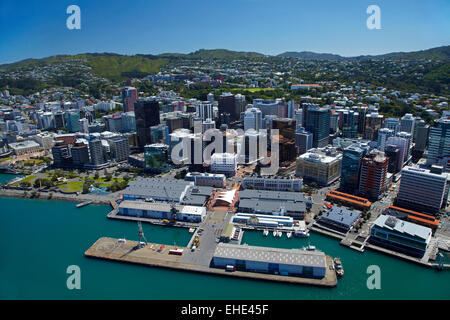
[263,229,269,236]
[286,232,292,238]
[334,257,344,277]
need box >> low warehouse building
[212,243,327,278]
[232,213,294,227]
[318,206,360,233]
[118,200,206,222]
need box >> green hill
[70,53,168,81]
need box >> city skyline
[1,0,450,64]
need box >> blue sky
[1,0,449,64]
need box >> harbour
[1,196,450,299]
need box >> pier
[85,237,338,288]
[76,200,93,208]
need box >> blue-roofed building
[318,206,360,233]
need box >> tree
[82,181,91,194]
[104,172,113,181]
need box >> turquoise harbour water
[0,173,20,184]
[0,196,449,300]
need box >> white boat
[304,245,316,251]
[277,231,282,237]
[294,230,310,238]
[273,230,277,237]
[286,232,292,238]
[263,229,269,236]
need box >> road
[181,210,232,267]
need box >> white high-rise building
[386,136,408,171]
[384,118,399,134]
[377,128,394,152]
[427,118,450,165]
[207,93,214,104]
[244,107,262,132]
[396,131,412,162]
[79,118,89,134]
[294,109,303,129]
[397,166,448,214]
[400,113,416,136]
[196,102,213,121]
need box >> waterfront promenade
[0,187,117,205]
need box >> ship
[277,231,282,237]
[273,230,277,237]
[334,257,344,277]
[286,232,292,238]
[263,229,269,237]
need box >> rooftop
[119,200,205,215]
[321,206,360,227]
[372,215,432,241]
[214,243,327,269]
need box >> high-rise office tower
[196,102,213,121]
[377,128,394,152]
[397,166,449,214]
[305,106,330,148]
[165,116,183,133]
[244,107,262,132]
[272,118,296,163]
[364,112,384,141]
[71,142,90,167]
[352,106,368,134]
[295,128,313,155]
[384,144,400,174]
[427,118,450,165]
[121,87,138,112]
[384,118,400,135]
[253,99,280,118]
[386,136,408,172]
[341,145,365,192]
[287,100,297,119]
[294,109,303,130]
[400,113,416,136]
[89,138,106,166]
[218,93,243,122]
[207,93,214,104]
[330,112,339,134]
[235,94,246,119]
[412,120,429,159]
[396,131,412,162]
[358,151,389,200]
[108,136,130,162]
[134,98,160,149]
[78,118,89,134]
[122,111,136,132]
[64,110,80,133]
[341,110,359,138]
